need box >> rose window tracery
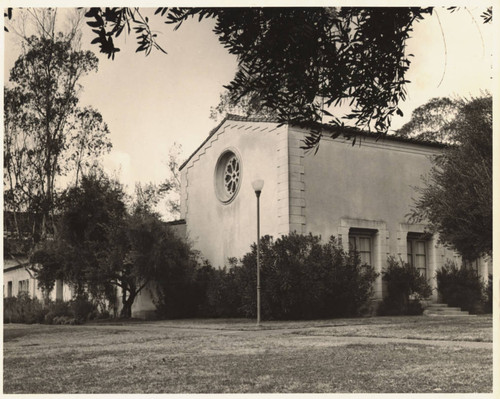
[224,156,240,196]
[215,149,242,204]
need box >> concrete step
[427,303,455,308]
[423,303,474,317]
[427,306,462,312]
[424,312,475,317]
[424,310,472,316]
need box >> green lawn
[3,315,492,393]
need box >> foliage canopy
[395,97,461,144]
[4,35,111,241]
[378,257,432,316]
[84,7,431,137]
[410,95,492,260]
[436,261,487,313]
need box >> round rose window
[215,150,242,204]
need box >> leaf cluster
[77,6,492,150]
[81,7,431,142]
[85,8,166,58]
[4,8,12,31]
[379,256,432,315]
[436,261,487,313]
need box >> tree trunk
[120,289,136,318]
[120,297,135,318]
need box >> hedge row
[7,234,491,323]
[3,293,109,324]
[154,233,379,320]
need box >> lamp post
[252,179,264,326]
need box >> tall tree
[30,171,126,301]
[159,143,183,219]
[4,34,111,241]
[209,90,278,122]
[409,95,492,260]
[78,7,491,145]
[104,211,193,318]
[395,97,461,144]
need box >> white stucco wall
[180,120,288,268]
[131,285,157,319]
[179,120,484,305]
[292,127,459,300]
[3,259,72,301]
[295,129,440,238]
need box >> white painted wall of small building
[3,259,72,301]
[130,285,157,319]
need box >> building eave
[179,116,230,171]
[178,114,447,172]
[4,261,30,273]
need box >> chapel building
[177,115,491,303]
[4,115,492,317]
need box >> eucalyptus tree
[395,97,461,144]
[4,34,111,241]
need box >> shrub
[436,261,485,313]
[70,295,98,323]
[150,233,379,320]
[152,258,200,319]
[200,261,244,318]
[4,292,110,324]
[44,300,71,324]
[484,274,492,314]
[378,257,432,316]
[235,233,378,320]
[151,233,378,320]
[3,292,47,324]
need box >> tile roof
[179,114,446,171]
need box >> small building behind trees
[3,213,72,302]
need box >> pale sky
[2,6,494,218]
